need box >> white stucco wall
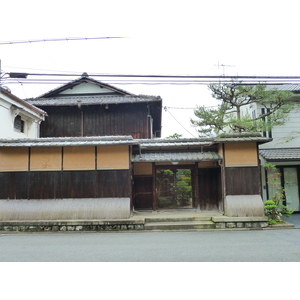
[0,91,44,139]
[241,100,300,149]
[60,83,114,95]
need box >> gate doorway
[156,168,193,209]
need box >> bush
[263,163,294,224]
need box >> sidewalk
[131,209,223,220]
[283,213,300,228]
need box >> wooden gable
[39,74,132,98]
[28,74,162,139]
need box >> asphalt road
[1,228,300,262]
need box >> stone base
[212,216,269,229]
[224,195,265,217]
[0,219,144,232]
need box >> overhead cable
[0,37,126,45]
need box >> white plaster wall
[60,83,113,95]
[260,102,300,149]
[241,101,300,149]
[0,94,42,139]
[0,198,131,220]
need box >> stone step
[144,220,215,230]
[145,217,212,223]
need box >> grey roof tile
[132,151,221,162]
[260,148,300,161]
[26,95,162,106]
[265,84,300,92]
[137,138,214,148]
[0,136,135,147]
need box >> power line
[164,107,197,138]
[0,37,126,45]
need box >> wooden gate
[198,168,221,210]
[133,176,153,210]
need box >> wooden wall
[223,142,261,196]
[0,145,131,200]
[224,142,258,166]
[225,167,260,195]
[39,103,160,139]
[0,170,131,199]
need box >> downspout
[147,105,153,139]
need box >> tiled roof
[0,136,136,147]
[1,88,47,117]
[265,84,300,92]
[259,148,300,161]
[36,75,133,98]
[137,138,214,148]
[132,151,221,162]
[215,133,271,144]
[26,95,162,107]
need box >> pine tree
[191,83,294,137]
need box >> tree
[191,82,294,137]
[166,133,183,139]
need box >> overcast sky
[1,0,299,138]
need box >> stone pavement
[130,209,223,220]
[131,209,272,231]
[283,213,300,228]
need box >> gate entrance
[156,168,192,209]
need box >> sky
[1,0,300,138]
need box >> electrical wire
[164,107,197,138]
[0,37,126,45]
[3,71,300,85]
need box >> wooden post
[193,163,200,210]
[152,163,157,210]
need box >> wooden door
[198,168,221,210]
[133,176,153,210]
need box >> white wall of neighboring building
[241,99,300,149]
[0,89,45,139]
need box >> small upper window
[14,115,25,133]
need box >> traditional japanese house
[26,73,162,139]
[0,134,270,220]
[0,76,271,221]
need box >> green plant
[263,164,294,224]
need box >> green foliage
[166,133,183,139]
[263,163,294,224]
[156,169,192,208]
[191,83,294,137]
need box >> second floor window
[14,115,25,133]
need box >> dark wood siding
[62,171,96,198]
[0,172,28,199]
[39,103,154,139]
[225,167,260,195]
[96,170,131,198]
[29,171,62,199]
[0,170,131,200]
[40,106,82,137]
[133,176,153,210]
[198,168,221,210]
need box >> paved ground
[283,212,300,227]
[1,226,300,262]
[131,209,223,220]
